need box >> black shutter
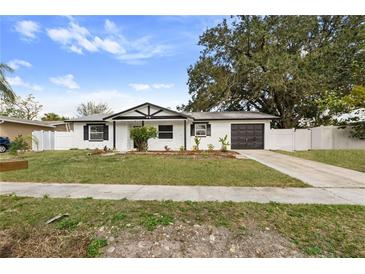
[103,125,109,140]
[207,124,211,136]
[83,125,88,140]
[190,124,195,136]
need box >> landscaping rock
[107,246,115,253]
[100,222,305,258]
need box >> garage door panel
[231,124,264,149]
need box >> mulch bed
[126,150,239,158]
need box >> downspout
[113,121,116,150]
[184,120,187,150]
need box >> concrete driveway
[237,150,365,188]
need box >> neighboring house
[337,108,365,123]
[42,121,73,132]
[65,102,277,151]
[0,116,55,140]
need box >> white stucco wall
[72,122,113,149]
[70,119,271,151]
[145,120,185,150]
[187,120,271,150]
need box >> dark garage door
[231,124,264,149]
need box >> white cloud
[93,36,123,54]
[152,83,174,89]
[128,83,151,91]
[49,74,80,89]
[69,45,83,54]
[47,20,122,55]
[104,19,118,33]
[38,89,182,118]
[129,83,174,91]
[46,18,170,63]
[39,89,137,117]
[7,76,42,92]
[7,59,32,70]
[14,20,40,40]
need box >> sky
[0,15,225,117]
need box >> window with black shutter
[89,125,104,141]
[158,125,173,139]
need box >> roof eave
[0,119,55,128]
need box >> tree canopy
[0,94,42,120]
[182,16,365,128]
[76,101,112,117]
[41,112,69,121]
[0,64,16,102]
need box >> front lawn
[0,150,306,187]
[1,195,364,257]
[275,150,365,172]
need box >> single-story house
[0,116,55,140]
[65,102,277,151]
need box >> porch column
[113,121,116,150]
[184,120,187,150]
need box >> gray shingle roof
[0,116,55,128]
[65,108,278,122]
[65,113,110,122]
[185,111,278,120]
[42,120,66,125]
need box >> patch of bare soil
[126,150,238,159]
[0,227,91,258]
[99,222,304,258]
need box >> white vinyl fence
[32,131,74,151]
[269,125,365,151]
[32,130,54,151]
[54,131,74,150]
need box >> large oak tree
[181,16,365,128]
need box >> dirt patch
[0,227,91,258]
[98,222,304,258]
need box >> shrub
[207,144,214,151]
[194,136,201,151]
[179,145,185,152]
[130,126,157,151]
[9,135,32,155]
[218,134,230,152]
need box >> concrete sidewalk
[237,150,365,188]
[1,182,364,205]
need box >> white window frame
[89,125,104,141]
[195,123,207,137]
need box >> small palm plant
[218,134,230,152]
[193,136,201,151]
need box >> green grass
[275,150,365,172]
[86,238,108,258]
[0,150,306,187]
[1,195,364,257]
